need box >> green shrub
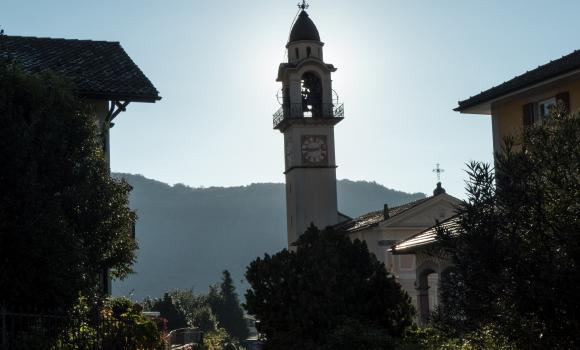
[50,296,166,350]
[203,327,229,350]
[401,325,515,350]
[100,297,166,350]
[321,318,398,350]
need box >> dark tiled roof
[391,215,461,254]
[289,11,321,43]
[334,196,432,233]
[1,35,160,102]
[455,49,580,112]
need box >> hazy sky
[3,0,580,198]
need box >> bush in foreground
[436,110,580,348]
[245,225,413,350]
[0,56,136,312]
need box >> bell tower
[273,4,344,247]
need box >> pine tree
[208,270,249,341]
[149,293,188,331]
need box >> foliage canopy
[144,270,248,347]
[208,270,249,341]
[245,224,414,350]
[0,60,136,310]
[435,110,580,349]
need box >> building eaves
[334,196,433,233]
[391,215,461,254]
[1,35,161,102]
[455,49,580,112]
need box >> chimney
[383,204,390,220]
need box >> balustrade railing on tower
[273,102,344,128]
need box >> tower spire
[298,0,309,10]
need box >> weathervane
[298,0,309,10]
[433,163,445,182]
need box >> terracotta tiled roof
[1,35,160,102]
[334,196,432,233]
[391,215,461,254]
[455,49,580,112]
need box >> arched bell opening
[301,71,323,118]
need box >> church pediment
[378,194,460,228]
[335,192,461,234]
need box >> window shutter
[523,103,534,127]
[555,91,570,112]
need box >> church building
[273,5,345,247]
[272,4,460,319]
[335,184,459,317]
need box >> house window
[307,47,312,57]
[537,97,556,122]
[523,92,569,127]
[295,48,299,59]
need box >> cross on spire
[298,0,309,10]
[433,163,445,182]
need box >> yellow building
[392,49,580,325]
[455,49,580,151]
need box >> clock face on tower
[301,135,328,164]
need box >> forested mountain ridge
[112,173,425,299]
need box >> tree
[435,110,580,349]
[144,288,241,349]
[170,288,219,333]
[146,293,188,331]
[245,224,414,350]
[208,270,249,341]
[99,297,166,350]
[145,288,222,333]
[0,60,136,311]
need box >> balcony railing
[273,103,344,128]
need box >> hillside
[112,174,425,299]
